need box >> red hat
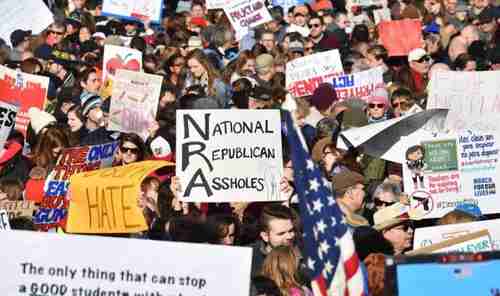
[190,17,208,27]
[313,0,334,11]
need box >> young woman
[115,133,147,166]
[205,214,240,245]
[66,104,88,146]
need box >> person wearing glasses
[390,87,422,117]
[308,13,341,53]
[407,48,433,96]
[116,133,147,166]
[374,208,414,255]
[372,182,403,212]
[287,5,311,37]
[34,22,69,61]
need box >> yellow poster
[66,160,172,234]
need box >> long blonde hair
[260,246,303,296]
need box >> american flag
[284,112,367,296]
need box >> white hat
[28,107,56,135]
[92,32,106,40]
[150,136,172,158]
[408,48,427,63]
[373,202,410,231]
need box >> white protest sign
[0,101,18,148]
[286,49,343,98]
[108,69,162,140]
[373,8,391,24]
[207,0,232,9]
[402,130,500,219]
[102,0,163,23]
[334,66,385,101]
[0,0,53,47]
[427,71,500,132]
[407,230,492,255]
[0,231,252,295]
[0,209,10,230]
[176,110,283,202]
[414,219,500,251]
[102,45,143,87]
[224,0,272,40]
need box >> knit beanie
[28,107,56,135]
[81,92,103,117]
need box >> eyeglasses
[392,222,414,232]
[392,100,410,108]
[368,103,385,109]
[48,30,64,36]
[416,55,431,63]
[309,23,322,28]
[374,199,395,207]
[120,146,139,154]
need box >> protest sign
[402,131,500,219]
[408,230,492,255]
[102,0,163,23]
[378,19,422,56]
[34,142,119,231]
[102,45,142,98]
[224,0,273,40]
[414,219,500,251]
[427,70,500,132]
[67,160,172,233]
[0,230,252,295]
[176,110,283,202]
[0,65,49,135]
[0,101,18,148]
[286,49,343,97]
[207,0,232,9]
[108,69,162,140]
[0,209,10,230]
[0,200,37,220]
[333,67,385,101]
[0,0,53,47]
[373,8,391,24]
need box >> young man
[9,29,31,62]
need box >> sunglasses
[416,55,431,63]
[121,146,139,154]
[392,101,409,108]
[374,199,395,207]
[48,30,64,36]
[309,23,322,28]
[368,103,385,109]
[393,221,414,232]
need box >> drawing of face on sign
[410,190,434,217]
[406,145,426,190]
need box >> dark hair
[119,133,147,162]
[9,217,36,231]
[231,78,252,109]
[353,226,395,260]
[259,204,294,232]
[351,24,370,44]
[0,179,24,201]
[168,216,210,243]
[453,53,475,71]
[405,145,425,159]
[252,276,282,296]
[130,36,147,53]
[33,126,69,168]
[205,214,240,245]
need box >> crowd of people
[1,0,500,295]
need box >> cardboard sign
[402,130,500,219]
[378,19,422,56]
[102,45,142,98]
[176,110,283,202]
[67,160,172,233]
[0,231,252,295]
[224,0,272,40]
[108,69,162,140]
[102,0,163,23]
[0,209,10,230]
[0,0,53,47]
[414,219,500,251]
[34,142,119,231]
[286,49,343,98]
[0,65,49,135]
[334,67,385,101]
[408,230,492,255]
[427,71,500,132]
[0,101,18,148]
[0,200,37,220]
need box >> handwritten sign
[427,71,500,132]
[102,45,142,98]
[0,200,37,220]
[0,0,53,47]
[67,160,172,233]
[334,67,385,101]
[0,65,49,135]
[408,230,492,255]
[224,0,272,39]
[207,0,232,9]
[34,142,119,231]
[108,69,162,140]
[0,231,252,295]
[414,219,500,251]
[0,209,10,230]
[378,19,422,56]
[0,101,18,148]
[176,110,283,202]
[403,131,500,219]
[286,49,343,97]
[102,0,163,23]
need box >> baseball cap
[408,48,428,62]
[289,40,304,53]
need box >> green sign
[423,139,458,172]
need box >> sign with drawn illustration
[102,0,163,22]
[0,65,49,135]
[176,110,284,202]
[427,70,500,132]
[402,131,500,219]
[224,0,273,40]
[102,45,142,97]
[286,49,343,97]
[108,69,162,140]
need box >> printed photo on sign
[176,110,283,202]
